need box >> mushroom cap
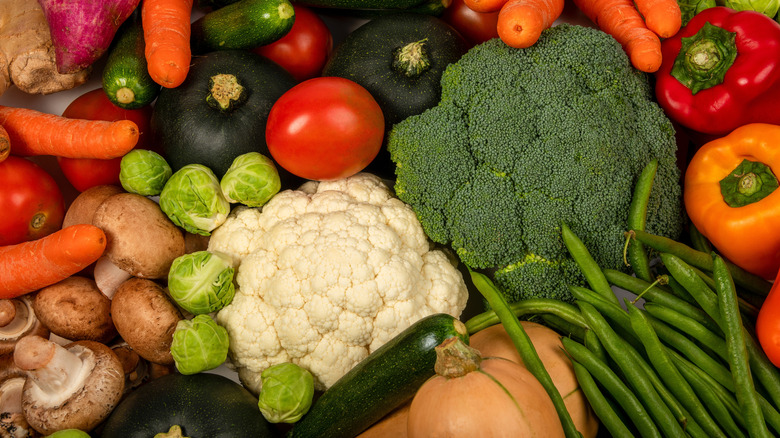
[33,276,117,343]
[111,278,182,365]
[0,295,50,356]
[21,340,125,435]
[92,193,186,279]
[62,185,124,229]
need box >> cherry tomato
[253,5,333,82]
[57,88,155,192]
[442,0,500,47]
[266,77,384,181]
[0,156,65,246]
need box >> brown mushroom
[92,193,186,279]
[0,354,39,438]
[62,184,124,229]
[110,340,176,396]
[32,276,117,344]
[13,335,124,435]
[111,278,183,365]
[0,296,49,356]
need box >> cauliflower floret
[211,173,469,391]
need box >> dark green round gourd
[99,373,278,438]
[322,13,469,129]
[151,50,296,178]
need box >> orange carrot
[0,105,139,159]
[0,224,106,299]
[0,125,8,163]
[465,0,511,12]
[142,0,194,88]
[634,0,681,38]
[497,0,564,48]
[572,0,663,73]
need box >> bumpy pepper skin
[655,7,780,135]
[684,123,780,280]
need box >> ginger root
[0,0,90,97]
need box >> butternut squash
[407,337,565,437]
[469,321,599,438]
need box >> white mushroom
[92,256,133,299]
[0,296,49,356]
[0,354,38,438]
[13,336,125,435]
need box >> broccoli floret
[387,24,685,304]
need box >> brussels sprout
[45,430,91,438]
[220,152,281,207]
[170,314,229,375]
[722,0,779,19]
[257,362,315,423]
[119,149,173,196]
[159,164,231,235]
[168,250,236,315]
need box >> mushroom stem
[0,300,15,327]
[13,336,95,408]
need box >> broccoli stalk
[387,24,685,304]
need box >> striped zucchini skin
[289,313,469,438]
[102,20,161,109]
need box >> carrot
[634,0,681,38]
[497,0,564,48]
[0,224,106,299]
[142,0,194,88]
[465,0,510,12]
[0,125,9,163]
[0,105,139,159]
[572,0,663,73]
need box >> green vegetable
[170,314,230,375]
[722,0,779,20]
[102,16,161,109]
[289,313,469,438]
[677,0,716,26]
[220,152,281,207]
[45,430,91,438]
[119,149,172,196]
[257,362,315,423]
[386,24,684,305]
[159,164,231,236]
[167,250,236,315]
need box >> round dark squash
[151,50,296,178]
[322,13,468,177]
[99,372,278,438]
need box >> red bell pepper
[654,7,780,136]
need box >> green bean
[661,253,722,321]
[625,159,658,283]
[561,223,618,304]
[578,301,687,438]
[692,264,761,322]
[713,255,771,438]
[745,334,780,411]
[643,302,728,362]
[603,268,722,335]
[569,358,635,438]
[688,222,714,254]
[561,337,661,438]
[626,303,727,438]
[674,351,747,438]
[469,269,583,438]
[464,298,587,334]
[633,229,772,297]
[539,313,587,341]
[665,274,698,305]
[583,328,608,364]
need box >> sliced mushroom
[92,193,186,279]
[92,256,133,300]
[32,276,117,344]
[111,278,183,365]
[0,296,49,356]
[13,336,124,435]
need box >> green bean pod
[569,359,635,438]
[625,159,658,282]
[561,223,617,304]
[464,298,587,334]
[643,302,728,362]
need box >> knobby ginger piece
[0,0,89,97]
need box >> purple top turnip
[37,0,141,74]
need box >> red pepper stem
[671,22,737,95]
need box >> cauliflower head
[208,173,469,392]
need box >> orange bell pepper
[684,123,780,280]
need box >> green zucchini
[191,0,296,54]
[289,313,469,438]
[102,17,160,109]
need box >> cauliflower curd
[208,173,469,392]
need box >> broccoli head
[387,24,685,304]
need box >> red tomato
[252,4,333,82]
[57,88,155,192]
[266,77,384,181]
[442,0,500,47]
[0,156,65,246]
